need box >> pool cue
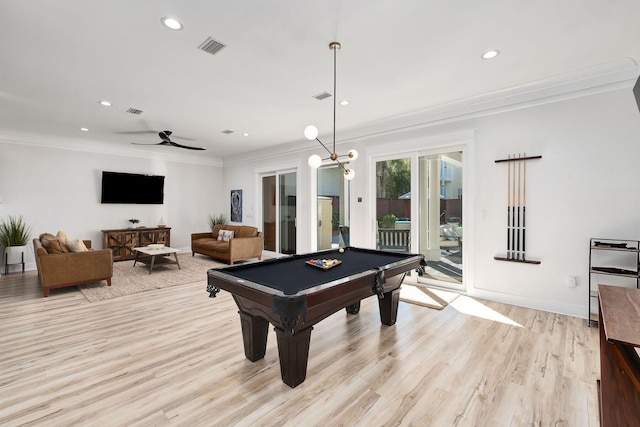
[511,155,516,259]
[507,154,511,258]
[517,154,521,259]
[522,153,527,258]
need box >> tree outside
[376,159,410,198]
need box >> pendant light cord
[332,44,337,156]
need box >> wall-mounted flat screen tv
[101,171,165,204]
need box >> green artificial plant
[208,214,227,230]
[0,215,32,247]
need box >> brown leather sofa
[33,237,113,297]
[191,224,263,264]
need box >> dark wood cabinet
[598,285,640,426]
[102,227,171,261]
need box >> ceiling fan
[132,131,206,151]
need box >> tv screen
[101,171,165,204]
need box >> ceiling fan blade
[170,141,206,151]
[130,130,203,150]
[169,134,196,141]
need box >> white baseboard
[467,287,587,319]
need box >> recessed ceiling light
[243,133,250,137]
[79,127,89,132]
[98,100,112,106]
[340,100,350,106]
[161,17,183,31]
[481,50,500,60]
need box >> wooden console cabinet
[598,285,640,426]
[102,227,171,261]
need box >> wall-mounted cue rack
[494,154,542,264]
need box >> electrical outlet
[567,276,577,288]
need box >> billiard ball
[338,248,344,253]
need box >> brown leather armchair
[33,238,113,297]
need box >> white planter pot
[4,245,26,265]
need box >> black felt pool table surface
[218,247,415,295]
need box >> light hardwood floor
[0,271,600,426]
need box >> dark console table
[598,285,640,426]
[102,227,171,261]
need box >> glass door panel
[279,172,296,254]
[262,175,276,252]
[262,171,297,255]
[375,158,411,252]
[317,164,350,250]
[417,152,463,286]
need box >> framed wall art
[231,190,243,222]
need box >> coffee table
[133,246,181,274]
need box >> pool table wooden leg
[275,326,313,388]
[238,311,269,362]
[378,287,401,326]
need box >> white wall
[3,70,639,318]
[222,85,640,318]
[471,87,640,316]
[0,142,224,271]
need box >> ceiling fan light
[344,169,355,180]
[308,154,322,169]
[347,149,358,161]
[304,125,319,141]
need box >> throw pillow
[39,232,55,245]
[66,239,89,252]
[40,233,70,253]
[217,229,234,242]
[56,230,67,244]
[39,233,57,253]
[48,239,66,254]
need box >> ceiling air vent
[198,37,226,56]
[126,107,143,115]
[314,92,332,101]
[221,129,234,134]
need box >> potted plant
[128,218,140,228]
[381,214,398,229]
[0,215,32,266]
[208,213,227,231]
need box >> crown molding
[335,57,639,144]
[225,57,638,168]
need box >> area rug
[400,284,460,310]
[78,254,225,302]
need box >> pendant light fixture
[304,42,358,180]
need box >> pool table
[206,246,425,387]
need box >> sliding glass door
[373,150,463,289]
[262,171,297,255]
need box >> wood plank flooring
[0,272,600,426]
